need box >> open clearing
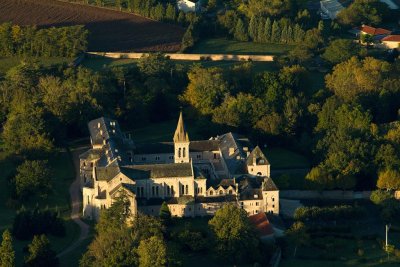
[0,0,184,52]
[190,38,295,55]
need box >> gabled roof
[173,111,189,143]
[120,163,193,179]
[109,183,136,196]
[360,25,391,35]
[246,146,269,166]
[263,177,278,191]
[96,162,121,181]
[249,212,274,236]
[382,35,400,42]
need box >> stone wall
[280,190,372,200]
[87,52,274,62]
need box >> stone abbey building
[80,112,279,219]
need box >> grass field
[0,57,72,76]
[266,148,310,169]
[0,148,83,265]
[190,38,295,55]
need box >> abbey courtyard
[80,112,279,219]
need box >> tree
[159,202,171,222]
[165,4,176,21]
[271,20,281,43]
[25,235,58,267]
[286,221,309,258]
[322,39,361,64]
[325,57,392,102]
[208,204,259,263]
[337,0,390,26]
[263,18,272,43]
[81,194,137,266]
[15,160,52,200]
[137,236,167,267]
[377,169,400,191]
[374,144,400,170]
[0,230,15,267]
[248,16,257,41]
[181,66,228,115]
[244,0,291,17]
[137,53,172,77]
[181,24,196,52]
[234,19,248,42]
[212,93,266,129]
[306,166,333,190]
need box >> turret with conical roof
[173,111,190,163]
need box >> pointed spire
[174,111,189,143]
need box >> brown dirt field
[0,0,184,52]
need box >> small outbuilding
[382,35,400,49]
[177,0,201,13]
[320,0,344,19]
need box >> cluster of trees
[182,63,310,140]
[12,207,65,240]
[0,23,88,57]
[337,0,391,26]
[73,0,198,26]
[220,15,306,44]
[80,196,270,266]
[0,229,58,267]
[293,205,366,222]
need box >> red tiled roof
[360,25,391,35]
[249,212,274,236]
[382,35,400,42]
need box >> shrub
[294,205,366,222]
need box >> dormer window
[254,194,258,199]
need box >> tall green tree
[137,236,167,267]
[271,20,280,43]
[209,204,259,263]
[15,160,52,200]
[233,19,248,42]
[322,39,360,64]
[248,16,257,41]
[286,221,309,258]
[25,235,58,267]
[0,230,15,267]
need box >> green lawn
[0,148,83,265]
[0,57,73,76]
[190,38,295,55]
[281,237,400,267]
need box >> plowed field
[0,0,184,52]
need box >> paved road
[57,147,90,258]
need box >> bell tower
[173,111,190,163]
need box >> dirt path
[57,147,90,258]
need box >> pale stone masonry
[80,112,279,220]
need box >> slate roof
[240,188,263,201]
[217,132,252,176]
[109,183,136,196]
[195,195,237,203]
[120,163,193,179]
[134,140,220,154]
[246,146,269,166]
[263,177,278,191]
[95,162,121,181]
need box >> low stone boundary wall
[87,52,274,62]
[280,190,372,200]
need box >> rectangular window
[272,198,275,202]
[256,202,259,206]
[181,185,184,195]
[155,156,160,161]
[156,186,159,196]
[185,185,189,195]
[171,186,174,195]
[152,186,155,196]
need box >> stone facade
[80,113,279,220]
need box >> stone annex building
[80,112,279,220]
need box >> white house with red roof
[360,25,391,36]
[382,35,400,49]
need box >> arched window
[178,148,181,157]
[228,190,233,195]
[219,190,223,195]
[257,172,262,176]
[210,190,213,196]
[183,148,186,157]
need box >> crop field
[0,0,184,52]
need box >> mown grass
[0,148,81,265]
[190,38,295,55]
[0,57,72,76]
[266,148,310,169]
